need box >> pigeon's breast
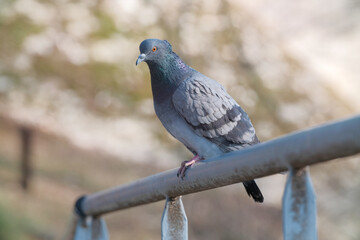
[154,99,223,159]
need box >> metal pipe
[81,115,360,217]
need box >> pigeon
[136,39,263,203]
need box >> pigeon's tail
[243,180,264,203]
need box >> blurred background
[0,0,359,239]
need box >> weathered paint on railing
[161,197,188,240]
[283,168,317,240]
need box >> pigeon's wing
[172,76,259,151]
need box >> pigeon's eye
[152,47,157,52]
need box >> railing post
[161,196,188,240]
[67,196,109,240]
[72,216,108,240]
[282,167,317,240]
[19,127,33,191]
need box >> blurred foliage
[0,0,352,138]
[0,0,353,128]
[91,9,118,39]
[0,201,18,240]
[0,15,43,52]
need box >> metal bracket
[283,167,317,240]
[73,216,109,240]
[161,196,188,240]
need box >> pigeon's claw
[176,161,186,179]
[177,164,187,180]
[177,155,202,179]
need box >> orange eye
[152,47,157,52]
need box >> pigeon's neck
[148,53,192,103]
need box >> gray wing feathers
[172,76,257,147]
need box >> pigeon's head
[136,39,173,66]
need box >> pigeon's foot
[177,155,202,179]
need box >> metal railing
[68,115,360,240]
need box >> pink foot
[177,155,202,179]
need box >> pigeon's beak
[136,53,146,66]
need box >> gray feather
[172,73,258,150]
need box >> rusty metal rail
[70,115,360,240]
